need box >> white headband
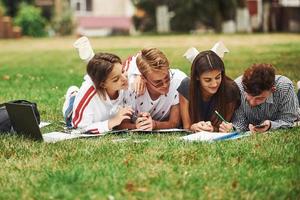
[183,41,229,63]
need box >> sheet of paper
[77,133,104,137]
[39,121,51,128]
[130,128,190,133]
[43,132,82,143]
[152,128,191,133]
[225,132,251,140]
[43,130,107,143]
[107,129,129,134]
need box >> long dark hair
[189,50,237,130]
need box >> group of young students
[62,40,300,135]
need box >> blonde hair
[136,48,170,75]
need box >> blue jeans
[297,89,300,106]
[64,95,76,128]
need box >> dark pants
[298,90,300,105]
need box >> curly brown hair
[242,63,275,96]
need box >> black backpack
[0,100,40,133]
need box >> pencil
[215,110,235,132]
[214,110,229,124]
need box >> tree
[132,0,238,33]
[132,0,157,32]
[1,0,34,17]
[15,3,46,37]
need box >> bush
[132,0,238,33]
[132,1,156,32]
[52,9,74,36]
[0,2,5,16]
[15,4,46,37]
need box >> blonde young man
[120,48,187,130]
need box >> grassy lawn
[0,34,300,199]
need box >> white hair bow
[183,47,199,63]
[73,36,95,63]
[211,41,229,58]
[183,41,229,63]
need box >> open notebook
[130,128,191,133]
[181,131,250,142]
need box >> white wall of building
[92,0,134,17]
[280,0,300,7]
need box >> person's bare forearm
[115,120,136,130]
[153,120,180,130]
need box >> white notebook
[181,131,249,142]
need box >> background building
[69,0,135,36]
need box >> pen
[214,110,229,124]
[215,110,235,132]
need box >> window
[86,0,92,11]
[76,2,80,11]
[71,0,92,13]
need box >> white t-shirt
[132,69,186,120]
[124,55,187,120]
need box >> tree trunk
[156,5,171,33]
[236,7,251,33]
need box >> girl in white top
[63,53,133,134]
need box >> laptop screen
[5,102,43,141]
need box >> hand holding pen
[215,111,234,133]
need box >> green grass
[0,34,300,199]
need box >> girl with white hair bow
[178,42,241,132]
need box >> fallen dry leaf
[125,182,135,192]
[2,75,10,80]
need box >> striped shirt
[232,75,300,132]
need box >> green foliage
[171,0,237,32]
[0,0,34,17]
[220,0,237,21]
[0,1,6,16]
[52,9,74,36]
[133,0,238,33]
[14,3,46,37]
[237,0,247,8]
[170,1,207,32]
[132,0,157,32]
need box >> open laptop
[5,102,84,142]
